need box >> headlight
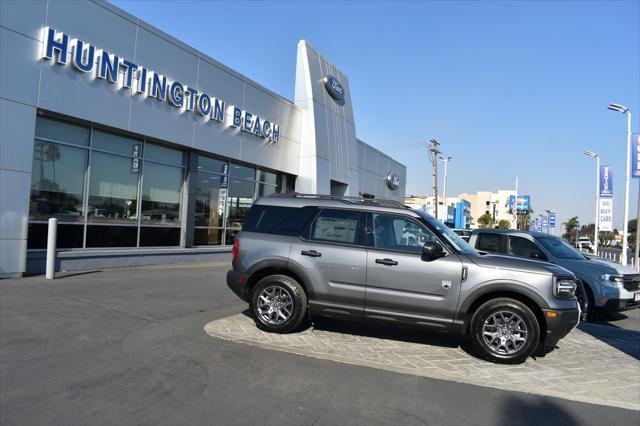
[554,278,577,299]
[601,274,624,289]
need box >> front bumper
[601,297,640,312]
[542,308,580,347]
[226,270,250,302]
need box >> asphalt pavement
[1,262,639,426]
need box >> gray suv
[227,194,580,364]
[469,229,640,318]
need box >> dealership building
[0,0,406,277]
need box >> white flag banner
[599,198,613,232]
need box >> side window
[509,236,546,260]
[476,233,503,253]
[371,213,436,253]
[243,205,316,236]
[309,209,364,245]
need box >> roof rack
[269,192,411,210]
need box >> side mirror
[422,241,445,259]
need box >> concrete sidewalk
[1,262,639,426]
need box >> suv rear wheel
[250,274,308,333]
[470,298,540,364]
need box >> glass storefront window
[226,176,256,229]
[229,163,255,180]
[27,117,285,250]
[35,117,90,146]
[195,172,226,228]
[198,157,227,174]
[87,151,139,223]
[141,162,183,224]
[258,170,278,196]
[145,143,184,166]
[93,130,142,156]
[29,140,87,221]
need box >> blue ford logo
[386,172,400,190]
[323,75,345,101]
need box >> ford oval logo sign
[386,172,400,190]
[323,75,345,101]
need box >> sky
[111,0,640,230]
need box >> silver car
[469,229,640,318]
[227,194,580,364]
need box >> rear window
[476,233,503,253]
[243,205,317,236]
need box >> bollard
[46,217,57,279]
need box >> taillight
[232,239,239,263]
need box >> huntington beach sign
[41,27,280,143]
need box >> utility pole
[427,139,440,219]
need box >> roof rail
[269,192,410,209]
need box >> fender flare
[455,281,550,328]
[246,258,316,300]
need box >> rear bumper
[543,308,580,347]
[226,270,250,302]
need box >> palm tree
[43,143,61,183]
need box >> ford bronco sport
[227,194,580,364]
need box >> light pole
[608,103,632,264]
[545,209,552,235]
[584,150,600,256]
[491,200,499,227]
[439,155,453,200]
[427,139,440,219]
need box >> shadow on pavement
[577,322,640,361]
[500,396,580,426]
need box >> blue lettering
[212,99,225,122]
[232,107,242,127]
[252,116,262,137]
[136,67,148,94]
[168,81,184,108]
[271,123,279,142]
[71,40,95,73]
[150,72,167,100]
[121,59,138,89]
[197,93,211,117]
[185,87,198,111]
[43,27,69,64]
[97,50,120,83]
[242,112,253,132]
[262,121,272,139]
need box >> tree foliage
[497,219,511,229]
[477,212,494,228]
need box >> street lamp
[439,155,453,200]
[584,150,600,255]
[545,209,552,235]
[608,103,632,265]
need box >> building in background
[0,1,405,277]
[406,190,524,229]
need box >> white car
[576,237,593,251]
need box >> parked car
[227,194,580,364]
[576,237,593,252]
[469,229,640,319]
[453,228,472,242]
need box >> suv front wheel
[250,274,308,333]
[470,298,540,364]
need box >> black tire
[250,274,308,333]
[470,298,540,364]
[576,280,593,321]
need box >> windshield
[414,210,478,255]
[538,236,586,260]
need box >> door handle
[301,250,322,257]
[375,258,398,266]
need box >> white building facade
[0,0,406,277]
